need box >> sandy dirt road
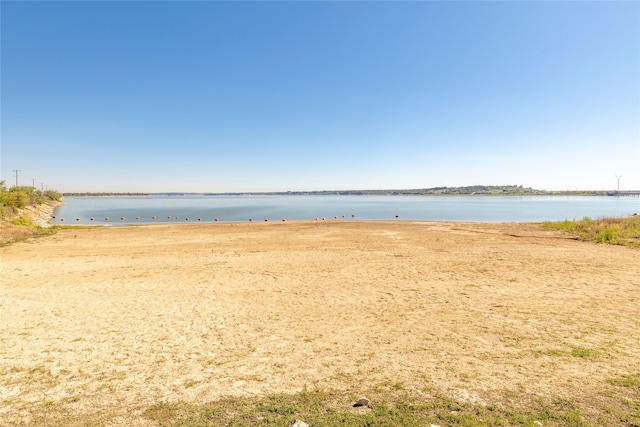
[1,221,638,425]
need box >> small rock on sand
[353,396,370,407]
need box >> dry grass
[543,215,640,248]
[0,201,61,246]
[0,222,56,247]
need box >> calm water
[52,195,639,225]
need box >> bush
[593,226,618,244]
[544,216,640,248]
[0,190,30,209]
[0,180,61,245]
[0,180,61,219]
[12,215,31,226]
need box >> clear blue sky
[1,1,638,193]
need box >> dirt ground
[1,221,639,425]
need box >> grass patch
[0,222,57,246]
[571,347,596,358]
[542,215,640,248]
[532,348,565,357]
[140,389,611,427]
[604,373,640,426]
[608,373,640,389]
[184,379,200,389]
[9,385,639,426]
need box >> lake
[52,195,639,225]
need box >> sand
[1,221,639,425]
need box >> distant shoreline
[62,192,634,197]
[62,185,635,198]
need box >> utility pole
[615,174,622,195]
[12,170,20,187]
[32,179,36,188]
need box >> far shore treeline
[62,185,624,197]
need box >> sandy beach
[1,221,639,425]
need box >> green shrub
[1,190,30,209]
[12,215,31,226]
[593,227,618,244]
[544,216,640,248]
[0,180,61,219]
[0,180,62,245]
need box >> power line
[615,174,622,194]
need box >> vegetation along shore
[0,180,62,246]
[62,184,638,197]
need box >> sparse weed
[608,373,640,388]
[543,215,640,248]
[571,347,595,358]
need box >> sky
[1,1,639,193]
